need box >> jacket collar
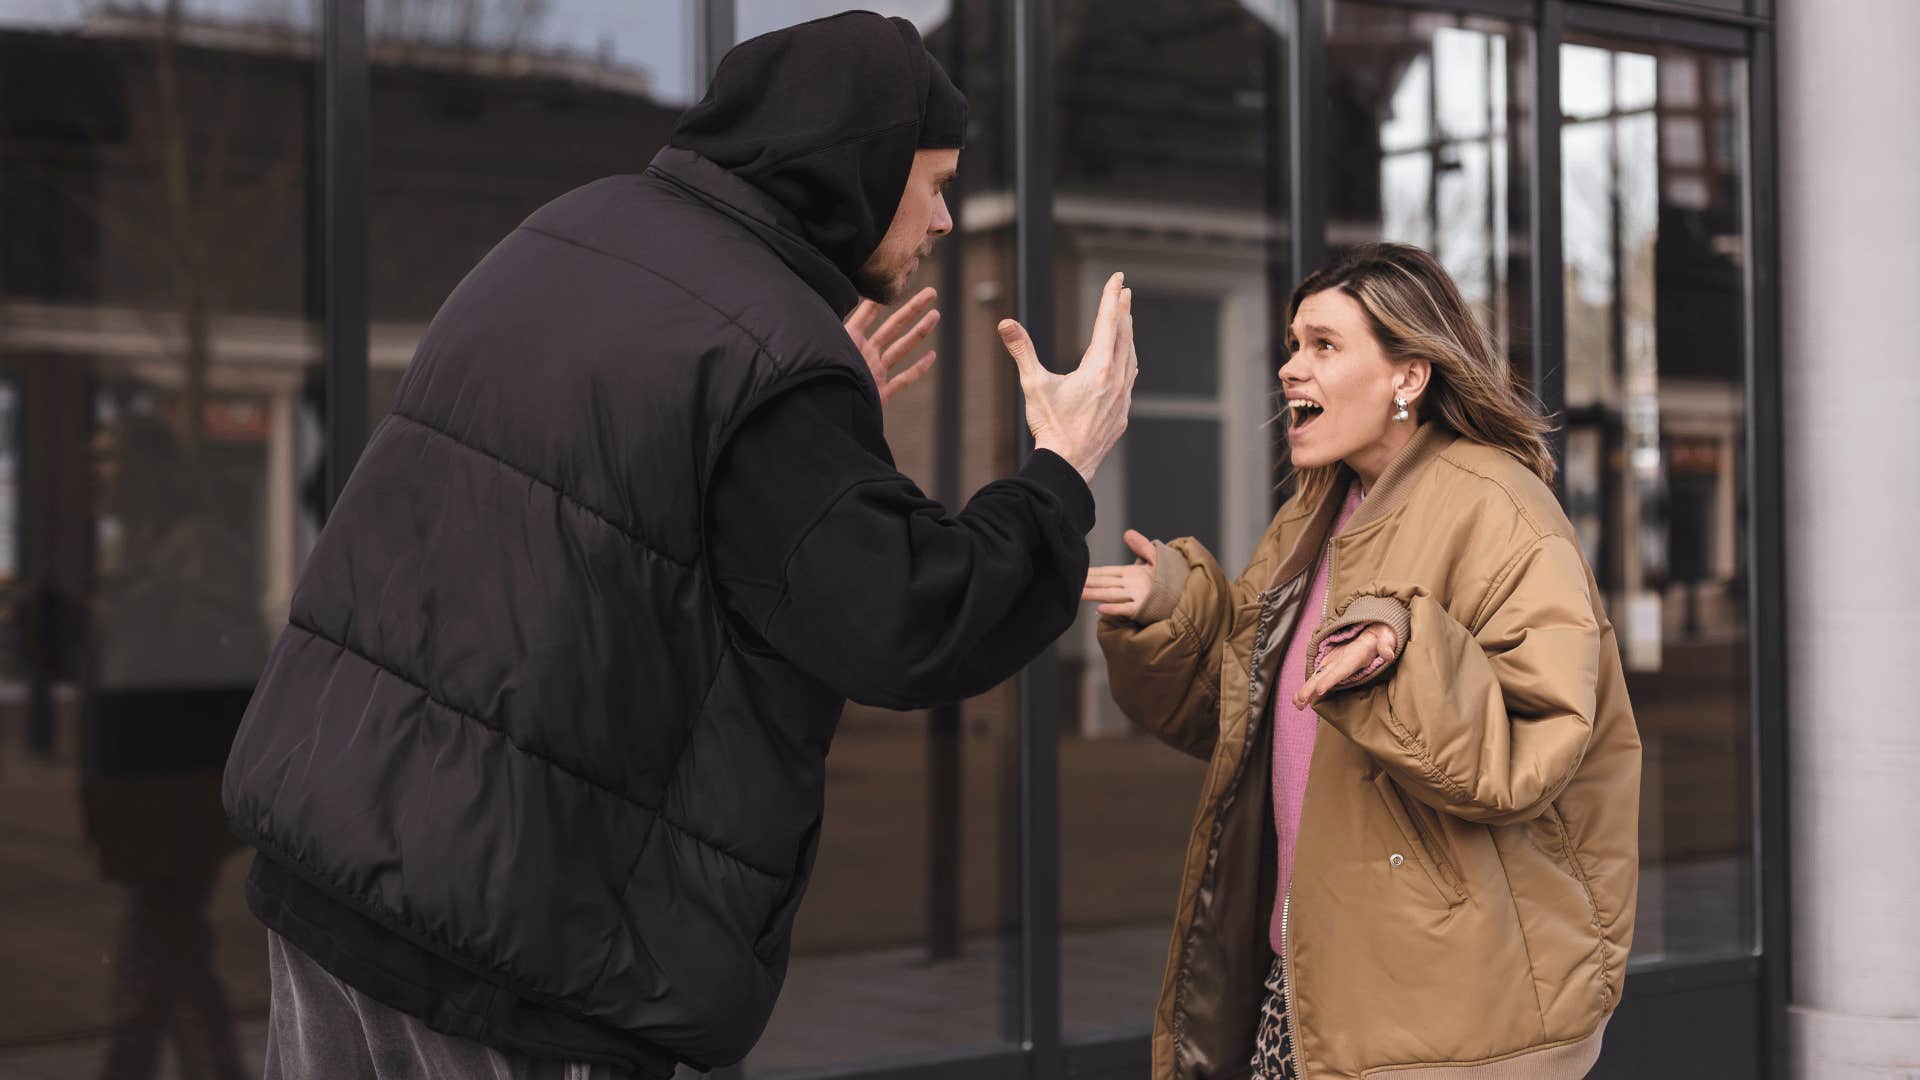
[1344,420,1456,534]
[644,147,863,318]
[1266,422,1457,588]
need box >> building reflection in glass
[0,2,317,1073]
[1561,36,1754,966]
[0,1,697,1074]
[1051,0,1289,1036]
[1328,4,1534,369]
[0,4,1771,1077]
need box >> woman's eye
[1318,339,1335,351]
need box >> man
[223,12,1135,1079]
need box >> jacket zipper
[1166,577,1285,1078]
[1281,537,1332,1078]
[1308,538,1334,680]
[1280,888,1304,1076]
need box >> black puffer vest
[223,148,882,1072]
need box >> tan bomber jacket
[1098,423,1641,1079]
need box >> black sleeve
[707,376,1095,710]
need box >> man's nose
[929,194,954,238]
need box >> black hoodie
[224,10,1090,1076]
[672,11,966,297]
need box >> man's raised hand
[997,271,1137,483]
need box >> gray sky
[735,0,947,41]
[0,0,1288,104]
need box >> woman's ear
[1397,358,1432,407]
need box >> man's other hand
[845,287,940,405]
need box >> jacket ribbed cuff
[1021,449,1096,535]
[1132,540,1190,625]
[1307,594,1412,689]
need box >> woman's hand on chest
[1294,622,1398,708]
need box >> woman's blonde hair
[1284,242,1555,507]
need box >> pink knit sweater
[1269,487,1365,953]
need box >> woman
[1086,244,1639,1080]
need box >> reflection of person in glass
[222,12,1135,1080]
[86,404,263,1080]
[1090,245,1640,1079]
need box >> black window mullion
[1533,0,1568,489]
[696,0,735,85]
[1373,0,1534,19]
[1292,0,1329,279]
[1563,2,1752,50]
[321,0,369,514]
[1742,24,1790,1080]
[1010,0,1064,1071]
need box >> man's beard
[852,259,914,305]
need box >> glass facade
[0,2,1782,1078]
[1326,3,1535,374]
[1560,34,1754,966]
[1050,0,1290,1035]
[728,5,1028,1074]
[0,2,320,1073]
[366,0,701,416]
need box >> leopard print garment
[1251,955,1299,1080]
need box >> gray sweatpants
[264,933,638,1080]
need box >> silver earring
[1393,396,1410,422]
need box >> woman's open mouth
[1287,397,1325,435]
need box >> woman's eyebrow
[1290,323,1341,339]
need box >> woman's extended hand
[1293,623,1398,708]
[1081,529,1160,619]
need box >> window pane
[1327,3,1534,370]
[1053,0,1289,1038]
[1561,36,1754,967]
[722,6,1027,1075]
[1133,291,1222,399]
[367,0,701,419]
[0,2,319,1071]
[1125,418,1225,559]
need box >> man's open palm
[997,271,1137,482]
[845,287,941,405]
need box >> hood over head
[669,11,966,282]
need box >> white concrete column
[1779,1,1920,1075]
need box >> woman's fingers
[1295,640,1371,707]
[1373,626,1398,660]
[1084,567,1152,599]
[1122,529,1157,564]
[1296,672,1336,708]
[1084,559,1151,617]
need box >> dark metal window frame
[320,0,368,516]
[313,1,1784,1076]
